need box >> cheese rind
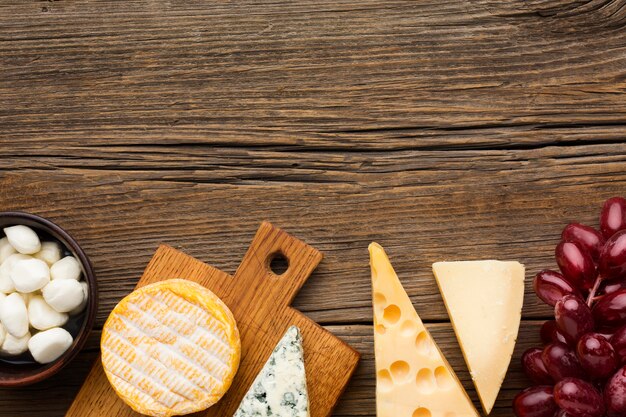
[234,325,309,417]
[433,260,524,415]
[101,279,241,417]
[369,243,479,417]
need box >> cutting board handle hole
[268,251,289,276]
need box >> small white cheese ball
[0,237,16,264]
[28,328,73,364]
[3,225,41,255]
[69,281,89,315]
[10,258,50,293]
[42,279,84,313]
[0,254,30,293]
[34,241,62,266]
[0,292,29,337]
[28,295,68,331]
[1,331,30,356]
[0,323,5,347]
[50,256,81,281]
[0,292,5,309]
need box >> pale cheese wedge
[433,261,524,415]
[101,279,241,417]
[369,243,479,417]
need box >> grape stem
[586,275,603,307]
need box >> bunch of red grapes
[514,197,626,417]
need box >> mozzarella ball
[50,256,81,281]
[28,328,73,364]
[0,323,5,347]
[42,279,84,313]
[1,331,30,355]
[69,281,89,315]
[0,237,16,264]
[3,225,41,255]
[34,242,62,266]
[28,295,68,331]
[10,258,50,293]
[0,292,5,309]
[0,254,30,293]
[0,292,29,337]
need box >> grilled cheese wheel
[101,279,240,417]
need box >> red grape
[556,241,597,290]
[576,333,618,380]
[599,230,626,280]
[555,295,595,345]
[543,342,586,381]
[541,320,568,345]
[610,325,626,363]
[601,278,626,296]
[600,197,626,239]
[562,223,605,261]
[513,386,558,417]
[605,365,626,416]
[522,347,553,384]
[554,378,605,417]
[534,270,581,307]
[514,197,626,416]
[592,289,626,329]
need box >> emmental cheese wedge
[234,325,309,417]
[369,243,479,417]
[433,261,524,415]
[101,279,241,417]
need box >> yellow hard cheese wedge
[101,279,241,417]
[433,261,524,415]
[369,243,479,417]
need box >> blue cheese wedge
[233,325,309,417]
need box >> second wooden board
[66,222,360,417]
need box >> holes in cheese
[413,408,432,417]
[415,332,433,355]
[101,279,240,417]
[382,304,401,325]
[369,243,479,417]
[400,320,418,336]
[390,360,410,381]
[415,368,436,393]
[434,366,454,390]
[378,369,394,392]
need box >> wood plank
[0,323,543,416]
[1,0,626,149]
[1,143,625,324]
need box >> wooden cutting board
[66,222,360,417]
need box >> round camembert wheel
[101,279,240,417]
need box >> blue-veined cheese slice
[101,279,240,417]
[233,325,309,417]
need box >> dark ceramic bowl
[0,212,97,386]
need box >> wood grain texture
[66,226,359,417]
[2,144,626,324]
[1,0,626,149]
[2,0,626,415]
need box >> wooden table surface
[1,1,626,415]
